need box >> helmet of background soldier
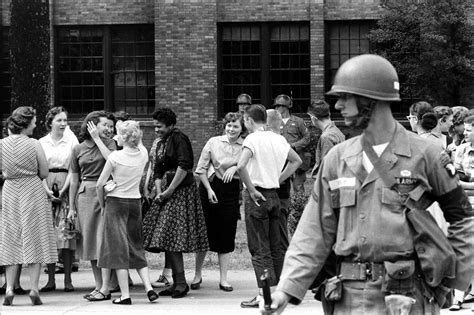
[273,94,293,108]
[326,54,401,102]
[236,93,252,105]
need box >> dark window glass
[219,22,310,115]
[57,25,154,115]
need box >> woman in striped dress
[0,106,58,306]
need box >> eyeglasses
[406,115,417,120]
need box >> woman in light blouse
[193,112,245,292]
[39,107,79,292]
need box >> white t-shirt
[242,130,290,189]
[107,146,148,199]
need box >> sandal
[87,291,111,301]
[83,289,99,299]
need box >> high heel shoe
[40,283,56,292]
[147,290,159,302]
[112,297,132,305]
[190,278,202,290]
[29,292,43,305]
[3,292,14,306]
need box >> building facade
[1,0,472,154]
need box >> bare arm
[87,121,112,160]
[67,172,79,219]
[237,147,266,206]
[96,160,113,210]
[198,173,218,204]
[279,147,302,183]
[36,141,49,179]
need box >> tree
[369,0,474,107]
[10,0,50,138]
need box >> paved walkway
[0,268,471,314]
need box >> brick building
[1,0,473,155]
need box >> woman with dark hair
[0,106,57,306]
[142,107,209,299]
[192,112,245,292]
[408,101,445,149]
[67,110,116,301]
[39,107,79,292]
[432,106,453,148]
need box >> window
[219,23,310,115]
[326,20,374,91]
[57,25,155,115]
[1,27,11,117]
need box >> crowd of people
[0,54,472,314]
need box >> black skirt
[199,177,240,253]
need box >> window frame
[55,24,155,117]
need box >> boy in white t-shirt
[237,104,301,308]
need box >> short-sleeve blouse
[70,138,117,179]
[39,133,79,169]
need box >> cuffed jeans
[244,188,284,288]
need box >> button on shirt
[70,138,117,179]
[39,133,79,169]
[195,135,243,180]
[277,122,473,302]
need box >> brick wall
[325,0,383,20]
[155,0,218,163]
[217,0,312,22]
[53,0,153,25]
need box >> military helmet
[236,93,252,105]
[327,54,401,102]
[273,94,293,108]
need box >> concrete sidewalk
[0,268,321,315]
[0,268,471,314]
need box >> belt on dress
[339,261,385,281]
[49,168,68,173]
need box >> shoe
[159,287,174,296]
[110,285,120,293]
[64,285,75,292]
[172,284,189,298]
[87,291,111,301]
[3,292,14,306]
[151,275,170,288]
[147,290,159,302]
[464,293,474,303]
[112,297,131,305]
[449,300,463,311]
[72,265,79,272]
[219,283,233,292]
[40,283,56,292]
[0,285,5,295]
[83,289,99,299]
[241,296,260,308]
[190,278,202,290]
[29,292,43,305]
[13,286,28,295]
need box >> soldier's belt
[340,262,385,281]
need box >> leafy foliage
[369,0,474,107]
[10,0,50,138]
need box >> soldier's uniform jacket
[277,122,474,302]
[280,115,311,171]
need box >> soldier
[236,93,252,115]
[273,94,311,193]
[262,54,474,314]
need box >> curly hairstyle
[433,106,453,122]
[117,120,142,148]
[44,106,68,131]
[152,107,177,126]
[79,111,115,141]
[410,101,437,131]
[7,106,36,134]
[223,112,245,135]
